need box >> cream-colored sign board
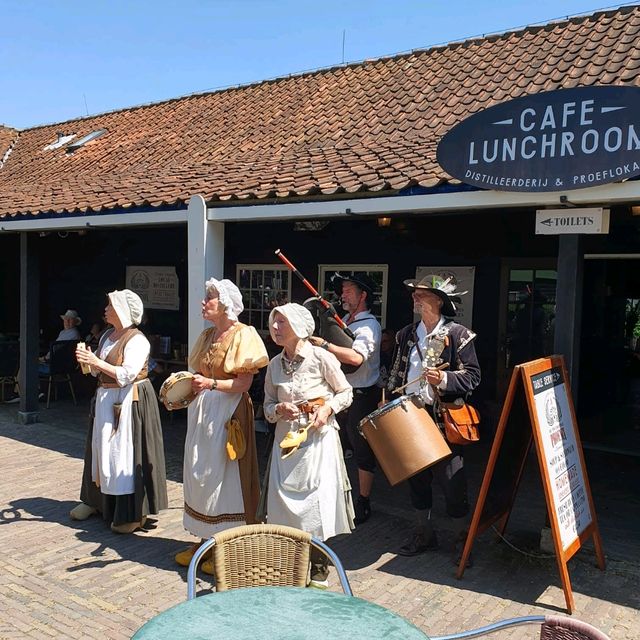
[126,266,180,311]
[535,208,609,234]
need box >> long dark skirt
[80,379,168,526]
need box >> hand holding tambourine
[159,371,196,411]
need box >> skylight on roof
[66,128,107,153]
[43,133,76,151]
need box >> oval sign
[436,86,640,192]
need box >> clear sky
[1,1,634,129]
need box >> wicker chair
[187,523,353,599]
[431,614,611,640]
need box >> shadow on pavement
[2,402,639,613]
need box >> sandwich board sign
[457,355,605,613]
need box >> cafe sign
[436,86,640,192]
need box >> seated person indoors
[39,309,83,374]
[6,310,82,403]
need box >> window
[236,265,292,334]
[66,129,107,153]
[317,264,388,327]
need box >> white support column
[187,195,224,353]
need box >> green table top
[132,586,430,640]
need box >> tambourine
[159,371,196,411]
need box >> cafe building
[1,5,640,457]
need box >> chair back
[541,615,611,640]
[48,340,79,376]
[212,524,312,591]
[0,341,19,377]
[430,614,611,640]
[187,523,352,599]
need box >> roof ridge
[16,3,640,133]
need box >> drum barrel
[359,396,452,485]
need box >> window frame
[235,264,292,336]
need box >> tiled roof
[0,126,18,168]
[1,5,640,218]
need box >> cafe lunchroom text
[468,99,640,165]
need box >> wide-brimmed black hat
[403,274,467,317]
[331,272,376,303]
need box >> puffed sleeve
[223,325,269,374]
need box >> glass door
[496,261,557,399]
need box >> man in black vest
[387,274,480,561]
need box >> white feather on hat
[403,274,467,317]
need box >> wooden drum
[358,394,452,486]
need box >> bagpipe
[274,249,360,374]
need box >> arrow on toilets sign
[535,208,609,235]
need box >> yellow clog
[175,544,198,567]
[200,559,215,575]
[279,426,309,449]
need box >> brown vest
[98,327,149,388]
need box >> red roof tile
[0,126,18,168]
[1,6,640,218]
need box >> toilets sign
[535,208,609,235]
[436,86,640,192]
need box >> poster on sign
[126,266,180,311]
[529,365,592,549]
[457,355,605,614]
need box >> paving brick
[1,401,638,638]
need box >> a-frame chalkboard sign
[457,355,605,613]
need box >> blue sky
[1,1,633,129]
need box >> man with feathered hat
[387,274,481,564]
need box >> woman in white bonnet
[262,303,354,588]
[174,278,268,573]
[71,289,168,533]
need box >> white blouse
[93,333,149,385]
[264,340,353,422]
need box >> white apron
[91,333,148,495]
[183,388,245,539]
[267,418,352,540]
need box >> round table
[132,586,430,640]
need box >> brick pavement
[0,400,638,639]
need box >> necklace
[281,352,303,376]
